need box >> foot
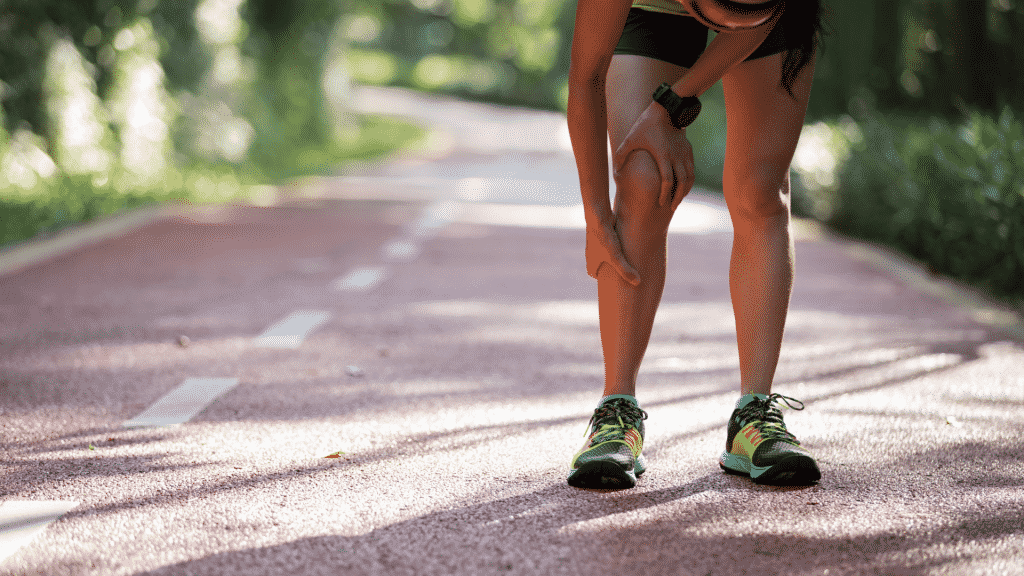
[720,393,821,485]
[568,397,647,489]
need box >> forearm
[567,76,614,227]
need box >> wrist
[584,206,615,228]
[652,82,701,129]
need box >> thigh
[721,50,815,211]
[606,54,689,150]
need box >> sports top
[631,0,784,31]
[631,0,690,16]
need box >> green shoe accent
[568,398,647,489]
[719,393,821,485]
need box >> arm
[566,0,633,229]
[567,0,641,284]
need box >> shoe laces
[735,393,805,445]
[586,399,647,444]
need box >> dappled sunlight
[544,355,739,380]
[182,0,255,165]
[43,39,114,179]
[407,299,599,326]
[109,19,175,187]
[0,129,58,195]
[315,378,499,398]
[792,117,861,220]
[1,335,252,373]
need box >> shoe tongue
[735,393,769,410]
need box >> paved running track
[1,86,1023,576]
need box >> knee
[613,149,667,226]
[724,165,791,228]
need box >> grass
[0,114,424,251]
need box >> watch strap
[652,83,701,129]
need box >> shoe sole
[720,451,821,485]
[567,460,638,489]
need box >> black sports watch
[652,83,701,129]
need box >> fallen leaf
[324,451,346,459]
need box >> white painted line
[253,310,332,349]
[407,200,463,239]
[333,266,389,292]
[0,501,78,565]
[381,239,420,263]
[122,377,239,428]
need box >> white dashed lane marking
[332,266,390,292]
[333,200,462,291]
[253,310,332,349]
[0,501,78,565]
[407,199,462,239]
[122,377,239,428]
[381,239,420,263]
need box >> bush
[793,108,1024,302]
[0,115,424,251]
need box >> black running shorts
[612,7,798,68]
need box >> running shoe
[719,393,821,485]
[568,397,647,489]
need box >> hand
[611,101,696,212]
[586,219,640,286]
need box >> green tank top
[632,0,690,16]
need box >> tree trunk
[943,0,996,115]
[869,0,906,110]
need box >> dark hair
[780,0,826,98]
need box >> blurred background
[1,0,1021,306]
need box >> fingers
[669,149,696,211]
[587,226,642,286]
[600,233,641,286]
[611,141,633,179]
[612,253,641,286]
[657,157,673,207]
[588,258,640,286]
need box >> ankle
[599,394,639,408]
[735,392,768,409]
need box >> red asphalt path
[1,86,1023,576]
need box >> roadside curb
[796,218,1024,343]
[0,202,187,279]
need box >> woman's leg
[600,54,689,397]
[720,51,815,395]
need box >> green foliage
[242,0,341,157]
[802,108,1024,301]
[0,175,175,248]
[0,0,424,251]
[0,0,206,132]
[234,114,425,184]
[335,0,574,111]
[686,81,727,190]
[0,115,423,249]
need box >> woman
[566,0,825,488]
